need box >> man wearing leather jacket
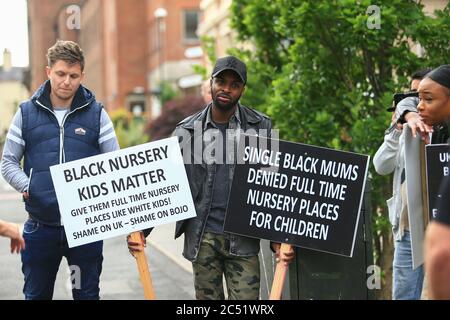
[129,56,294,299]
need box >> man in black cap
[128,56,294,299]
[419,64,450,299]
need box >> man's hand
[11,236,25,254]
[405,112,433,143]
[271,242,295,266]
[1,222,25,254]
[22,191,29,201]
[126,231,146,258]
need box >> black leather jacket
[431,122,450,144]
[173,103,272,261]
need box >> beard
[212,92,240,112]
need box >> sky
[0,0,29,67]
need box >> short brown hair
[46,40,85,71]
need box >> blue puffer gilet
[21,80,102,225]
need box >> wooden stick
[130,232,155,300]
[269,243,292,300]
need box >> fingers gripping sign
[127,231,146,258]
[405,112,433,144]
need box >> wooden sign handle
[269,243,292,300]
[130,231,155,300]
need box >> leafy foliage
[192,35,218,80]
[230,0,449,298]
[109,108,149,148]
[159,81,179,106]
[145,95,206,141]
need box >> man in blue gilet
[1,40,119,300]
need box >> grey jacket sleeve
[394,96,419,123]
[98,109,120,153]
[373,128,403,175]
[1,108,29,192]
[1,108,119,193]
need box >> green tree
[109,109,149,148]
[192,35,218,79]
[159,81,179,106]
[230,0,449,298]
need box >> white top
[53,108,69,126]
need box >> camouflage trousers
[192,232,260,300]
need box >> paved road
[0,175,195,300]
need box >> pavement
[0,175,195,300]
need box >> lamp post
[154,7,167,91]
[152,7,167,118]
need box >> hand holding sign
[127,231,146,257]
[50,137,196,299]
[269,243,293,300]
[129,231,155,299]
[271,242,295,266]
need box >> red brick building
[78,0,149,112]
[27,0,201,117]
[147,0,202,118]
[27,0,77,91]
[28,0,149,114]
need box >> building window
[129,101,146,115]
[126,93,146,117]
[182,10,199,42]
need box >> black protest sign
[224,134,369,257]
[425,144,450,220]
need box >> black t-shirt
[205,122,230,234]
[431,123,450,144]
[436,176,450,226]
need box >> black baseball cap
[211,56,247,84]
